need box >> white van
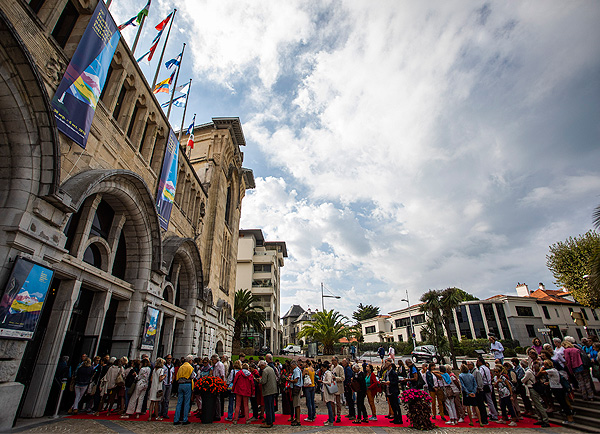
[281,344,302,355]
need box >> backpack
[415,368,426,390]
[578,347,592,368]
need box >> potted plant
[400,388,435,430]
[194,376,228,424]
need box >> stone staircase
[518,393,600,433]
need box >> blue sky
[112,1,600,319]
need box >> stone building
[0,0,253,425]
[236,229,286,353]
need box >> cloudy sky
[113,1,600,319]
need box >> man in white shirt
[160,354,175,418]
[488,334,504,364]
[211,354,226,419]
[388,345,395,362]
[477,357,498,420]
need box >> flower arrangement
[400,388,435,431]
[195,375,228,394]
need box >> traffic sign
[537,328,550,333]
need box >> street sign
[538,328,551,333]
[412,333,416,338]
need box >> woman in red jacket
[365,364,379,420]
[232,363,255,424]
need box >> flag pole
[166,43,185,119]
[105,0,112,9]
[152,9,177,89]
[131,14,146,55]
[178,78,192,140]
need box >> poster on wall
[141,306,160,350]
[0,257,54,339]
[50,0,120,149]
[156,128,179,230]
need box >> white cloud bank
[176,1,600,317]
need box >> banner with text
[141,306,160,351]
[51,1,120,148]
[156,129,179,230]
[0,257,54,339]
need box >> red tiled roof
[528,288,575,304]
[485,294,505,300]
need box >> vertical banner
[141,306,160,350]
[156,129,179,230]
[51,1,120,148]
[0,257,54,339]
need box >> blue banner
[141,306,160,351]
[156,129,179,230]
[0,257,54,340]
[51,1,120,149]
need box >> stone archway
[215,340,224,355]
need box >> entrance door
[548,325,562,341]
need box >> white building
[361,315,393,343]
[236,229,287,353]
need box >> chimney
[538,282,545,290]
[516,283,530,297]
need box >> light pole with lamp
[401,289,417,349]
[321,282,340,311]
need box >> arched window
[111,231,127,279]
[90,199,114,240]
[83,243,102,268]
[224,185,232,226]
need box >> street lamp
[401,289,417,349]
[321,282,340,311]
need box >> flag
[175,82,190,94]
[161,94,186,108]
[155,12,173,31]
[153,72,174,94]
[187,133,194,149]
[136,0,151,24]
[118,16,137,31]
[165,52,181,70]
[186,114,195,135]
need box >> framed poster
[0,257,54,339]
[141,306,160,350]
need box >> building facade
[360,315,393,343]
[377,283,600,347]
[282,304,304,346]
[0,0,253,425]
[236,229,286,353]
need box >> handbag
[325,381,339,394]
[156,389,164,398]
[87,381,97,395]
[115,372,125,386]
[303,374,313,387]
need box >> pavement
[7,393,577,434]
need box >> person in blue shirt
[459,364,480,426]
[342,359,356,420]
[378,346,386,362]
[290,360,303,426]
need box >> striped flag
[186,114,195,148]
[137,12,172,63]
[118,16,137,31]
[153,72,174,94]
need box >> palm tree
[419,290,444,353]
[233,289,265,347]
[297,309,349,354]
[590,205,600,307]
[439,287,463,369]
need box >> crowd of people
[63,333,599,428]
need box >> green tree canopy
[233,289,265,345]
[297,309,350,354]
[546,230,600,308]
[352,303,380,323]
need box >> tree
[297,309,350,354]
[233,289,265,348]
[546,230,600,308]
[352,303,380,323]
[588,207,600,307]
[439,287,464,369]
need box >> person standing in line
[211,354,226,420]
[226,360,241,420]
[330,356,345,423]
[351,364,369,424]
[122,359,151,419]
[320,361,336,426]
[382,359,402,424]
[341,358,356,420]
[426,363,446,421]
[377,346,386,363]
[477,357,498,421]
[459,364,479,426]
[563,340,595,400]
[543,359,574,425]
[259,360,277,428]
[303,359,316,422]
[289,360,303,426]
[365,364,379,420]
[489,334,504,364]
[160,355,174,419]
[492,366,518,426]
[69,358,93,414]
[522,361,550,427]
[173,355,195,426]
[148,358,166,421]
[467,361,489,426]
[232,362,255,425]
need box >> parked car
[281,344,302,355]
[411,345,445,364]
[255,346,270,356]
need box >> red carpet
[69,411,554,428]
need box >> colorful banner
[0,257,54,339]
[141,306,160,350]
[51,1,120,149]
[156,128,179,230]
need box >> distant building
[236,229,287,353]
[373,283,600,346]
[360,315,393,343]
[282,304,305,345]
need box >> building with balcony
[282,304,304,346]
[236,229,286,353]
[360,315,393,343]
[0,0,254,424]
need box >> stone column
[161,315,176,357]
[20,279,82,417]
[84,291,112,355]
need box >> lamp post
[401,289,417,349]
[321,282,341,311]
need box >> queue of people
[62,332,599,428]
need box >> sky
[112,1,600,320]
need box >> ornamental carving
[45,57,65,86]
